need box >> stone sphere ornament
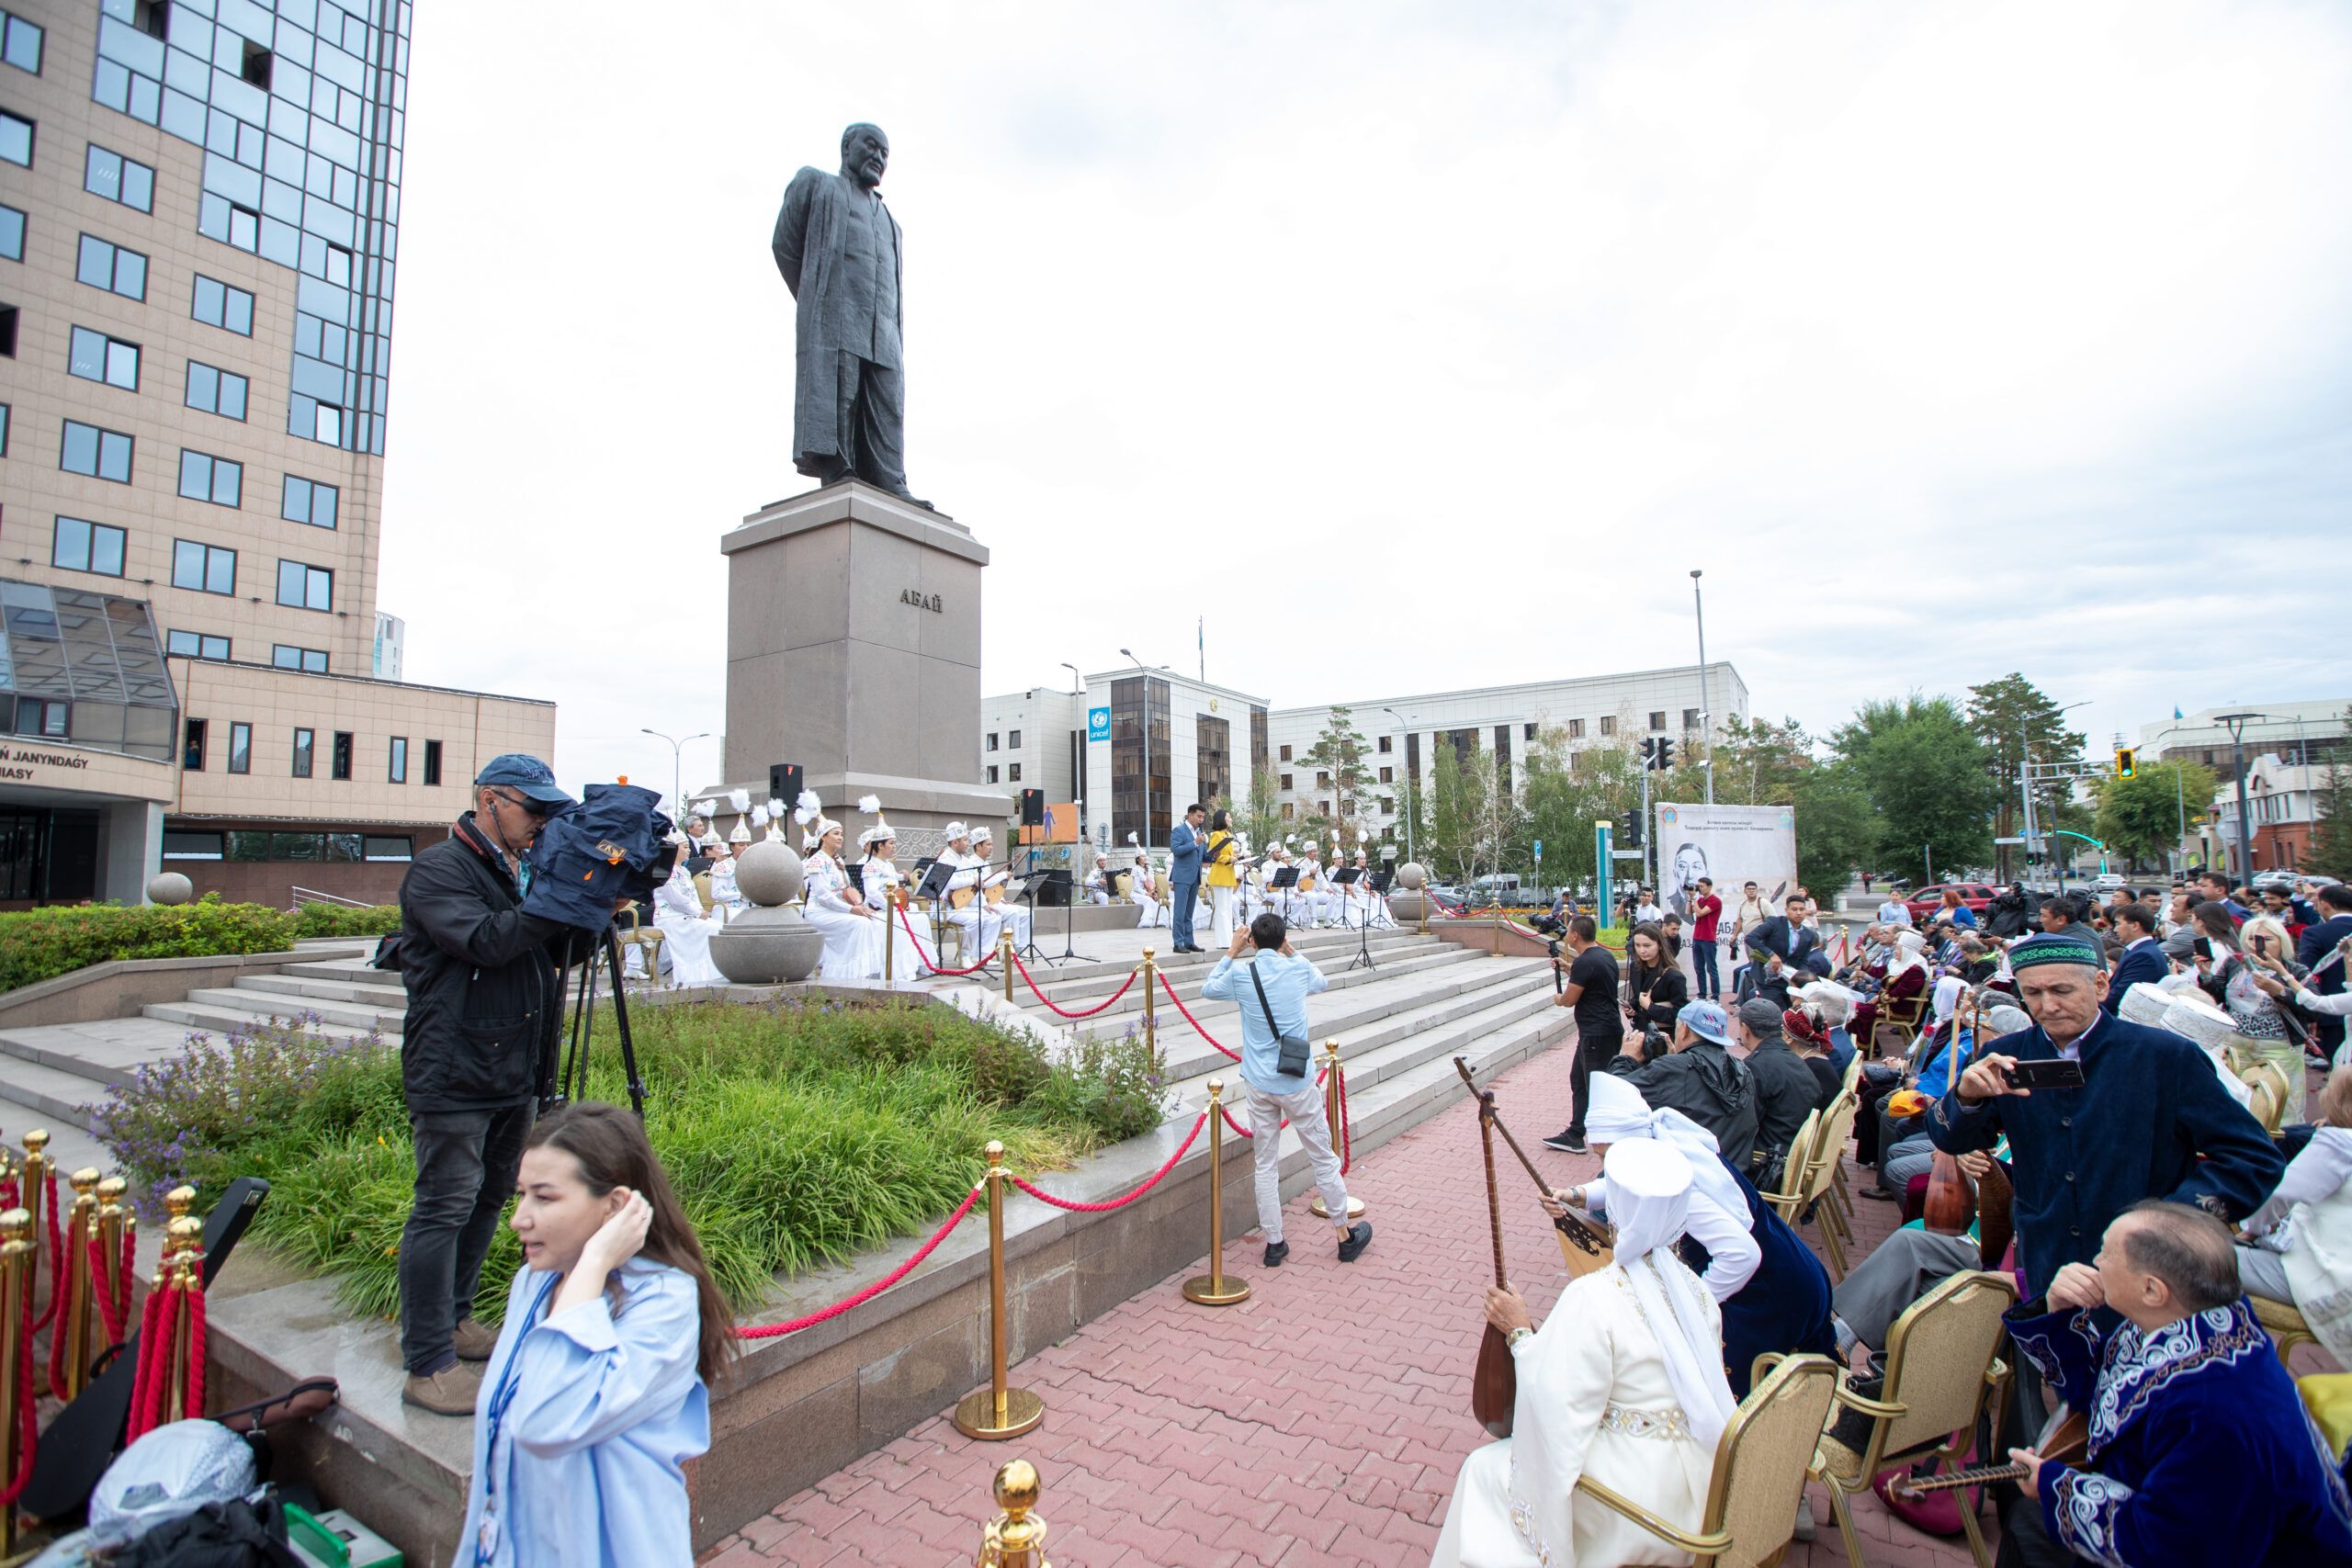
[147,872,194,906]
[732,839,805,907]
[1395,863,1428,891]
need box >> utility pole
[641,728,711,816]
[2216,712,2267,882]
[1690,570,1714,806]
[1121,649,1152,849]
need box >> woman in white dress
[651,851,724,987]
[1430,1137,1732,1568]
[855,819,925,982]
[800,815,880,979]
[1129,849,1167,928]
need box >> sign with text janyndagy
[0,743,95,784]
[1655,803,1798,923]
[1087,706,1111,743]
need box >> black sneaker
[1262,1240,1290,1269]
[1541,1130,1589,1155]
[1338,1221,1374,1262]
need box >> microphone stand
[1347,871,1378,973]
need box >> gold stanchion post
[952,1142,1044,1439]
[1001,929,1016,1003]
[61,1166,99,1397]
[1307,1041,1367,1221]
[1139,948,1157,1058]
[95,1173,131,1342]
[169,1221,207,1422]
[21,1129,51,1317]
[1182,1080,1250,1306]
[1,1206,32,1559]
[885,889,900,985]
[974,1459,1050,1568]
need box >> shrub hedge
[291,901,402,939]
[0,895,295,995]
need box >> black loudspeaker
[1019,788,1046,826]
[770,762,803,804]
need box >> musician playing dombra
[1430,1139,1733,1568]
[1996,1201,2352,1568]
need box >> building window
[1567,718,1586,739]
[75,233,146,300]
[1281,803,1295,819]
[1,11,42,75]
[271,644,329,673]
[0,201,20,260]
[51,516,127,577]
[1378,766,1394,784]
[228,720,251,774]
[68,325,140,389]
[1648,711,1667,731]
[364,836,413,863]
[309,401,344,446]
[238,39,272,90]
[292,728,315,778]
[15,696,66,737]
[85,144,153,212]
[282,476,338,529]
[178,450,243,508]
[0,402,8,452]
[389,736,407,783]
[1599,716,1615,737]
[1009,728,1023,749]
[986,732,999,751]
[183,717,206,771]
[424,739,443,786]
[162,830,224,861]
[1376,735,1392,753]
[322,243,352,288]
[172,540,236,595]
[1009,762,1023,782]
[1524,723,1538,741]
[331,730,353,781]
[199,197,261,254]
[185,361,248,421]
[1317,770,1331,788]
[1682,707,1701,729]
[166,630,231,660]
[0,306,15,356]
[1279,744,1293,761]
[190,275,254,335]
[0,107,29,166]
[276,560,333,612]
[1280,773,1294,791]
[985,764,999,784]
[60,420,132,482]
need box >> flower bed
[89,997,1168,1320]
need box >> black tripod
[545,924,648,1119]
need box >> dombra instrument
[1889,1404,2088,1502]
[948,886,978,909]
[1920,995,2016,1269]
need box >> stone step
[1045,944,1491,1040]
[1035,934,1458,1007]
[280,958,401,985]
[940,925,1431,990]
[140,999,398,1043]
[171,987,404,1034]
[0,1090,120,1177]
[1148,960,1552,1081]
[232,972,407,1008]
[0,1054,110,1132]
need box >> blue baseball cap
[474,752,571,807]
[1677,998,1735,1046]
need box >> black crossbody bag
[1249,958,1314,1079]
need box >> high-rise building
[0,1,552,908]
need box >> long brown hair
[527,1102,735,1385]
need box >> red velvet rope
[0,1246,36,1506]
[1012,954,1137,1018]
[44,1223,73,1402]
[1337,1065,1352,1176]
[732,1183,984,1341]
[125,1270,175,1444]
[1156,974,1242,1061]
[1007,1112,1207,1212]
[30,1170,60,1334]
[183,1280,207,1421]
[895,908,996,977]
[85,1228,129,1347]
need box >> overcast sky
[376,0,2352,800]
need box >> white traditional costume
[970,828,1032,950]
[856,808,924,982]
[651,854,724,987]
[1430,1139,1732,1568]
[1085,853,1114,906]
[937,824,998,955]
[798,803,879,979]
[1128,843,1167,928]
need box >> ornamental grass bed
[88,996,1168,1322]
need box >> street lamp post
[1060,662,1086,827]
[1690,570,1713,806]
[2151,726,2191,872]
[1381,705,1417,868]
[641,728,713,816]
[2215,713,2269,882]
[1120,649,1151,850]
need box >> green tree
[1426,741,1486,887]
[1790,763,1879,902]
[2307,717,2352,881]
[1965,674,2087,880]
[1834,695,1998,882]
[2093,759,2217,871]
[1295,705,1376,847]
[1699,715,1815,807]
[1232,764,1285,862]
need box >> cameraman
[1542,916,1623,1155]
[394,753,575,1416]
[1602,1000,1760,1167]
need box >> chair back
[2242,1061,2290,1135]
[693,872,716,914]
[1839,1052,1863,1100]
[1871,1269,2017,1464]
[1699,1352,1842,1568]
[1770,1110,1819,1209]
[1804,1094,1859,1208]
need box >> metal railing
[287,886,374,909]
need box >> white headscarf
[1581,1074,1748,1222]
[1931,972,1967,1023]
[1887,929,1928,978]
[1604,1139,1736,1450]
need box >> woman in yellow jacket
[1204,808,1240,948]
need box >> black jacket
[397,814,569,1113]
[1627,960,1689,1032]
[1986,890,2033,939]
[1743,1036,1821,1157]
[1607,1040,1758,1167]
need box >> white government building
[981,663,1748,857]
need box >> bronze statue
[774,124,928,507]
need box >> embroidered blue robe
[2006,1296,2352,1566]
[1927,1012,2282,1293]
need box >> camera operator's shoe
[1338,1221,1374,1262]
[451,1316,499,1362]
[1541,1129,1589,1155]
[402,1360,484,1416]
[1262,1239,1290,1269]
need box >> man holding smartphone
[1927,932,2282,1299]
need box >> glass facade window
[15,696,67,736]
[1109,674,1170,850]
[0,201,21,260]
[0,306,14,355]
[275,559,331,611]
[227,719,251,773]
[166,629,230,660]
[76,232,147,299]
[68,325,141,389]
[61,420,134,482]
[185,361,249,420]
[178,449,243,507]
[0,108,29,166]
[172,539,236,595]
[190,273,254,334]
[282,475,338,528]
[163,829,224,860]
[388,735,406,782]
[183,716,206,770]
[364,836,413,863]
[271,643,327,672]
[1,11,41,75]
[291,726,313,777]
[85,143,155,211]
[0,578,178,761]
[424,738,441,785]
[331,729,352,780]
[51,517,127,577]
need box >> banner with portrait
[1655,803,1798,924]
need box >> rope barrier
[0,1247,34,1507]
[184,1280,207,1421]
[31,1169,60,1333]
[1337,1066,1352,1175]
[1008,1111,1207,1213]
[1216,1064,1332,1140]
[733,1183,985,1341]
[85,1228,130,1348]
[125,1268,177,1445]
[1012,954,1137,1018]
[896,908,996,978]
[1156,973,1242,1061]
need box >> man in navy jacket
[2298,883,2352,1056]
[1168,802,1207,953]
[2102,900,2170,1014]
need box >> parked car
[2254,869,2342,892]
[2092,873,2128,890]
[1904,882,2001,924]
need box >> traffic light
[1655,738,1675,771]
[1620,809,1644,848]
[2115,747,2138,780]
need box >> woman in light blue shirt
[461,1102,731,1567]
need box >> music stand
[1337,868,1377,971]
[1268,865,1299,928]
[915,856,961,964]
[1014,868,1066,964]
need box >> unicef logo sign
[1087,706,1111,743]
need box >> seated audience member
[1850,931,1930,1048]
[1734,998,1824,1179]
[2237,1069,2352,1364]
[2000,1202,2352,1567]
[1605,999,1759,1168]
[1861,1001,2019,1203]
[1782,1007,1844,1110]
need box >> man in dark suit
[1168,802,1207,953]
[2103,900,2168,1013]
[1742,891,1823,970]
[2296,883,2352,1055]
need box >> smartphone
[2193,936,2213,961]
[2252,934,2269,956]
[2004,1058,2087,1091]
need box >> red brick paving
[705,1045,2003,1567]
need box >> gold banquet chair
[2255,1294,2319,1368]
[1801,1269,2018,1568]
[1870,990,1928,1059]
[1575,1351,1842,1568]
[615,903,665,980]
[2241,1061,2292,1137]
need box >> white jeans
[1245,1079,1351,1246]
[1210,886,1235,946]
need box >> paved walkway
[701,1044,2000,1568]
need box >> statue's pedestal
[714,480,1009,848]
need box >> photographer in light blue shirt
[1201,913,1372,1268]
